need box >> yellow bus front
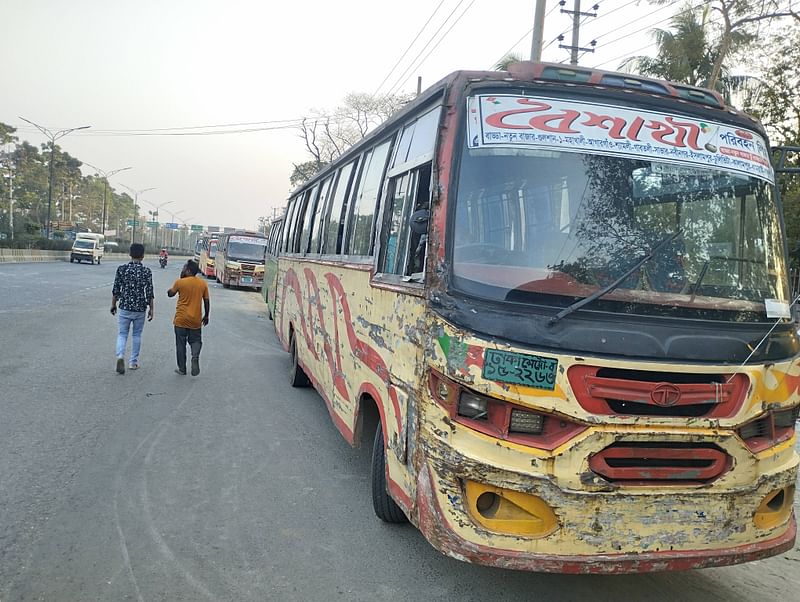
[414,83,799,572]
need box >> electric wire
[372,0,448,96]
[489,0,562,68]
[382,0,469,97]
[590,0,715,69]
[385,0,475,96]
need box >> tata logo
[650,383,681,407]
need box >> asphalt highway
[1,260,799,601]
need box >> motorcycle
[159,256,168,269]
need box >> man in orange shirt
[167,260,210,376]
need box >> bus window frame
[322,159,360,256]
[343,137,395,258]
[298,184,320,255]
[281,198,298,253]
[309,175,334,255]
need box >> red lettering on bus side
[305,268,349,401]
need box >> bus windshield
[209,241,217,258]
[227,241,266,261]
[74,239,95,249]
[452,148,788,322]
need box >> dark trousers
[175,326,202,372]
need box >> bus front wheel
[371,422,408,523]
[288,330,310,388]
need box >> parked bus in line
[268,62,799,573]
[214,231,268,290]
[263,217,284,313]
[196,233,220,278]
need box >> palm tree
[619,3,755,103]
[495,53,524,71]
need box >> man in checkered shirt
[110,243,155,373]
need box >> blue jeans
[116,309,146,364]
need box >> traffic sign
[190,224,203,232]
[165,222,179,229]
[126,219,141,226]
[146,221,159,227]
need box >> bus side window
[282,198,298,252]
[309,176,333,254]
[323,160,357,255]
[298,185,319,254]
[379,162,432,278]
[289,193,308,253]
[345,139,393,256]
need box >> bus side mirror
[409,209,429,236]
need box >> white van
[70,233,105,264]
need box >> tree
[748,26,800,260]
[621,5,719,86]
[495,53,524,71]
[639,0,795,90]
[290,92,412,186]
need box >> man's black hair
[129,243,145,259]
[185,260,200,276]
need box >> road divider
[0,250,192,264]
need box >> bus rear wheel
[288,331,310,388]
[371,422,408,523]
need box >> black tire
[288,330,310,387]
[268,306,273,321]
[70,257,74,263]
[371,422,408,523]
[96,257,101,265]
[223,281,230,288]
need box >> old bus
[263,217,284,312]
[196,233,220,278]
[269,62,798,573]
[214,231,268,290]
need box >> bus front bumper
[414,462,797,574]
[226,272,263,288]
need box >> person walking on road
[111,243,154,374]
[167,259,209,376]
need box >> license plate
[241,276,253,284]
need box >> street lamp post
[139,199,173,250]
[163,208,186,249]
[120,184,156,245]
[19,117,90,239]
[2,159,14,241]
[82,162,131,235]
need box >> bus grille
[568,366,747,418]
[589,442,731,485]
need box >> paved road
[1,260,799,601]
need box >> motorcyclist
[159,248,168,267]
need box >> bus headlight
[458,391,489,420]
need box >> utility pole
[18,117,90,239]
[530,0,547,61]
[558,1,598,65]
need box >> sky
[2,0,681,231]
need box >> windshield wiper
[549,229,683,325]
